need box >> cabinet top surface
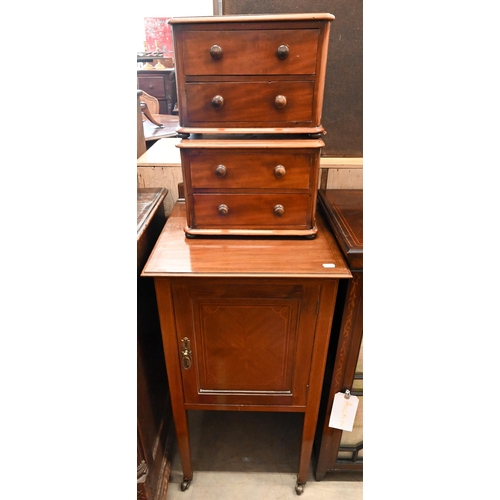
[169,13,335,25]
[142,202,350,279]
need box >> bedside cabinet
[137,69,177,115]
[314,189,363,479]
[141,201,351,495]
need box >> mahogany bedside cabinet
[314,189,363,479]
[141,201,351,495]
[137,188,174,500]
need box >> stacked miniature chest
[170,13,334,237]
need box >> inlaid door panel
[171,279,321,407]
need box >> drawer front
[185,81,314,125]
[187,150,314,190]
[137,76,166,98]
[191,193,311,228]
[180,29,319,76]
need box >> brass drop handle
[215,165,227,178]
[218,204,229,216]
[212,95,224,108]
[274,204,285,217]
[210,44,223,59]
[276,44,289,60]
[180,337,192,370]
[274,165,286,178]
[274,95,287,109]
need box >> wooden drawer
[170,14,334,134]
[137,75,166,98]
[185,81,314,127]
[187,149,314,190]
[179,29,319,76]
[192,193,311,228]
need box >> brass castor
[181,480,191,492]
[295,483,304,495]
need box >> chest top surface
[141,202,350,279]
[169,13,334,25]
[317,189,363,270]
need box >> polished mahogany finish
[141,202,351,494]
[177,136,324,237]
[169,14,334,135]
[137,188,173,500]
[315,189,363,479]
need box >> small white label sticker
[328,392,359,431]
[322,263,336,268]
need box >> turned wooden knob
[274,95,287,109]
[210,45,223,59]
[274,165,286,178]
[274,204,285,217]
[212,95,224,109]
[276,44,289,60]
[218,204,229,216]
[215,165,227,177]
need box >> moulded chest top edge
[168,13,335,25]
[176,139,325,149]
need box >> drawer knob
[274,165,286,178]
[274,204,285,217]
[274,95,287,109]
[212,95,225,109]
[215,165,227,178]
[218,204,229,216]
[210,44,223,59]
[276,44,289,60]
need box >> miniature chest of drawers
[170,13,333,135]
[178,135,324,237]
[170,13,334,237]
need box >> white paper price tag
[328,392,359,431]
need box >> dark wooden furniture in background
[221,0,363,157]
[138,69,178,115]
[141,201,351,495]
[314,188,363,479]
[137,188,173,500]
